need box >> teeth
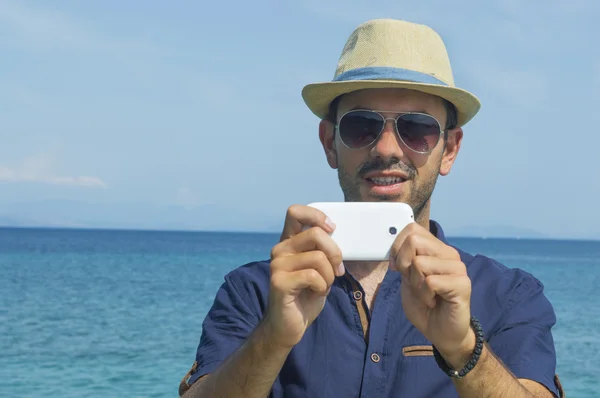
[370,176,405,185]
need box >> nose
[371,118,405,160]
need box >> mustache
[357,158,416,179]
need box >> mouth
[366,176,406,185]
[362,172,409,197]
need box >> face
[319,88,463,224]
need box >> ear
[319,119,338,169]
[439,127,463,176]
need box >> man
[179,19,564,397]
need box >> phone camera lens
[389,227,397,235]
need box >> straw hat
[302,19,481,127]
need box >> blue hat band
[333,66,448,86]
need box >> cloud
[175,186,211,209]
[0,166,106,187]
[0,153,107,188]
[0,1,158,54]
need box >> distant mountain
[448,224,548,239]
[0,200,559,239]
[0,199,283,232]
[0,215,44,227]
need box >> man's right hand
[180,204,344,398]
[262,204,345,349]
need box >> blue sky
[1,0,599,239]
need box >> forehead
[337,88,446,115]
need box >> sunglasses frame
[334,109,445,154]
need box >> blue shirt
[180,221,563,397]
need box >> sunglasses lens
[338,111,383,148]
[396,114,441,153]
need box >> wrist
[433,316,485,379]
[439,328,476,370]
[256,316,296,353]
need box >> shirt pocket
[402,344,433,357]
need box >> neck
[345,259,389,281]
[413,198,432,230]
[344,259,389,311]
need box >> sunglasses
[335,109,444,153]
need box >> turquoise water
[1,227,598,397]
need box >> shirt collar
[429,219,449,244]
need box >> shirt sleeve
[185,264,267,387]
[487,267,563,397]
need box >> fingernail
[325,217,336,231]
[337,262,345,275]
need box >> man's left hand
[389,222,475,369]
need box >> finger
[272,268,329,296]
[272,227,344,275]
[280,204,335,242]
[400,257,466,309]
[271,250,338,284]
[425,274,472,304]
[403,276,437,309]
[414,257,465,306]
[409,256,467,282]
[390,223,459,273]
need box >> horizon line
[1,224,598,243]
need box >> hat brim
[302,80,481,128]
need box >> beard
[337,156,442,224]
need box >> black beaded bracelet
[432,316,484,379]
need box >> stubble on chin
[336,161,440,225]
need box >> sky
[1,0,599,239]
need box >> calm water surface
[1,228,598,397]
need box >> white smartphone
[306,202,415,261]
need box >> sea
[1,227,598,398]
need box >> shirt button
[353,291,363,300]
[371,353,381,363]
